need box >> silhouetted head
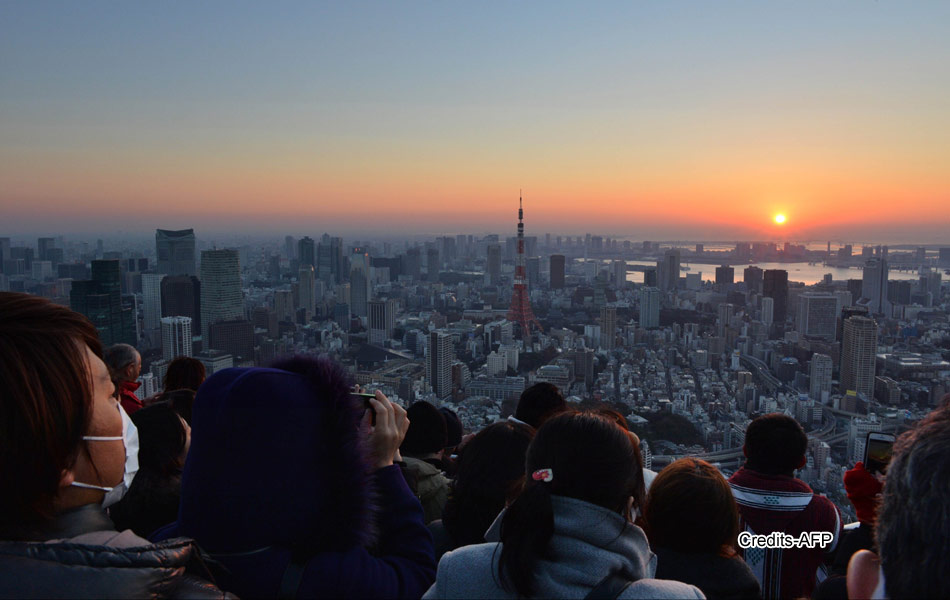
[439,407,463,450]
[514,382,568,428]
[645,458,739,556]
[400,401,447,457]
[131,401,190,476]
[876,406,950,599]
[163,356,205,393]
[442,420,534,547]
[743,413,807,475]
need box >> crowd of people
[1,290,948,599]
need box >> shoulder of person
[622,579,706,599]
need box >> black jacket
[654,546,762,600]
[0,504,228,599]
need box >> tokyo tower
[506,193,543,337]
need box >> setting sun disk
[774,214,786,224]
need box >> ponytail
[497,480,554,598]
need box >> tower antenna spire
[507,191,542,337]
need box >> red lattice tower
[507,193,543,337]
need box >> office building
[763,269,789,324]
[155,229,196,276]
[142,273,164,331]
[798,293,838,341]
[199,249,244,349]
[809,353,833,402]
[550,254,565,289]
[161,316,193,361]
[486,244,502,286]
[862,258,888,315]
[761,296,774,327]
[743,266,763,294]
[297,236,315,268]
[840,316,878,399]
[70,260,136,346]
[657,249,680,292]
[37,237,56,262]
[208,319,255,361]
[161,275,201,332]
[196,349,234,376]
[600,306,617,351]
[368,299,396,345]
[715,265,735,285]
[639,287,660,329]
[427,331,454,400]
[349,252,369,318]
[297,265,315,319]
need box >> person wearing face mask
[0,292,228,599]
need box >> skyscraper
[349,252,369,318]
[743,266,763,294]
[809,353,833,402]
[427,330,453,400]
[550,254,565,289]
[862,258,889,315]
[161,275,201,331]
[639,287,660,329]
[715,265,735,285]
[368,298,396,345]
[142,273,165,331]
[199,249,243,349]
[161,316,193,361]
[70,260,136,346]
[840,316,878,399]
[798,293,838,341]
[297,265,315,319]
[155,229,197,276]
[297,236,316,268]
[761,296,774,327]
[486,244,501,286]
[600,306,617,351]
[37,237,55,262]
[657,249,681,291]
[763,269,789,324]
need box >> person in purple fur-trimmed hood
[151,356,437,598]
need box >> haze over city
[3,1,950,242]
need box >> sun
[774,214,786,224]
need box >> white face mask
[70,402,139,508]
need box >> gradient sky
[2,1,949,241]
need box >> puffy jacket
[402,456,450,524]
[0,505,228,599]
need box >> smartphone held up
[864,432,896,475]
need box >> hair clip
[532,468,553,483]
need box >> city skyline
[3,2,950,242]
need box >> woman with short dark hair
[0,292,225,598]
[424,412,702,599]
[644,458,761,599]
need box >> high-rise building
[155,229,196,276]
[612,260,627,289]
[840,316,878,399]
[349,252,369,318]
[70,260,136,346]
[715,265,735,285]
[427,331,453,400]
[657,249,681,291]
[199,249,243,350]
[763,269,789,324]
[939,247,950,267]
[862,258,888,315]
[809,353,833,402]
[761,296,774,327]
[161,275,201,332]
[550,254,566,289]
[284,235,297,261]
[37,237,55,262]
[208,319,254,361]
[600,307,617,351]
[142,273,165,331]
[486,244,502,286]
[297,265,315,319]
[274,289,294,322]
[368,299,396,345]
[798,293,838,341]
[161,316,193,361]
[639,287,660,329]
[718,303,734,337]
[297,236,315,268]
[743,266,763,294]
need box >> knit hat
[177,356,376,553]
[440,407,463,448]
[401,401,447,456]
[844,461,883,526]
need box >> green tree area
[629,411,702,446]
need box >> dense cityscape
[4,203,948,524]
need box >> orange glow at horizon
[774,214,787,224]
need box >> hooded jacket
[729,467,841,600]
[401,456,450,524]
[0,504,227,599]
[422,495,704,599]
[119,380,144,415]
[153,357,436,598]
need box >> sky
[2,1,949,242]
